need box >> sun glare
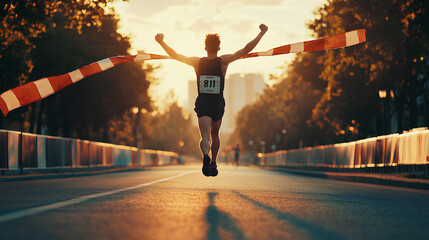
[112,0,326,108]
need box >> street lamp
[260,141,266,153]
[132,107,139,114]
[248,140,256,164]
[379,90,387,135]
[378,90,387,99]
[281,129,287,150]
[178,140,185,155]
[132,107,142,148]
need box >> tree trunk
[396,94,404,133]
[408,77,418,128]
[36,101,45,134]
[28,102,39,133]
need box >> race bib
[199,75,221,94]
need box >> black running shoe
[202,154,211,177]
[210,162,218,177]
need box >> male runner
[155,24,268,177]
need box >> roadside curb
[251,165,429,191]
[0,167,142,182]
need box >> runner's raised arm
[222,24,268,64]
[155,33,199,68]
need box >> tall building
[185,73,265,133]
[224,73,264,133]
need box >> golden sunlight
[112,0,326,108]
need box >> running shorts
[194,95,225,121]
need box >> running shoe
[202,154,211,177]
[210,161,218,177]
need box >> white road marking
[0,171,192,224]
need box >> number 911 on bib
[199,75,221,94]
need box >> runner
[155,24,268,177]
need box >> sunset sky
[111,0,326,107]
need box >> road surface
[1,165,428,240]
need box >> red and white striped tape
[0,29,365,116]
[242,29,366,58]
[0,53,168,116]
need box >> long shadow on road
[205,192,248,240]
[232,190,343,240]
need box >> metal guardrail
[259,128,429,172]
[0,129,179,171]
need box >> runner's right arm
[155,33,199,68]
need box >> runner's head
[205,34,220,54]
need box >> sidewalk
[254,166,429,191]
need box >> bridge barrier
[259,128,429,171]
[0,129,179,173]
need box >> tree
[308,0,429,137]
[0,0,49,128]
[1,0,154,143]
[234,0,429,150]
[146,101,200,155]
[234,51,325,152]
[108,99,200,155]
[29,13,152,141]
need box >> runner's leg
[198,116,212,156]
[210,119,222,162]
[199,116,212,176]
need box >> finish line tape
[0,29,365,116]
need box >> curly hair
[205,34,220,53]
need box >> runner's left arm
[222,24,268,64]
[155,33,198,68]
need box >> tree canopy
[234,0,429,152]
[0,0,153,143]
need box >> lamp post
[178,140,184,155]
[260,141,266,154]
[379,90,387,135]
[132,107,140,148]
[281,129,287,150]
[248,140,255,164]
[132,107,147,148]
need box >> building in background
[185,73,265,133]
[224,73,265,133]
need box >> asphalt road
[0,164,428,240]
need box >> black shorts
[194,95,225,121]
